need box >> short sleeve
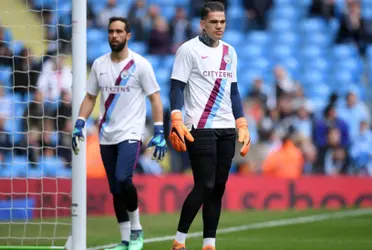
[170,44,193,83]
[86,60,99,96]
[140,59,160,96]
[232,47,238,83]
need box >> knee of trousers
[195,181,215,197]
[213,183,227,198]
[109,182,120,195]
[113,193,125,201]
[118,177,134,190]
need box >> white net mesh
[0,0,72,247]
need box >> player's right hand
[72,118,86,155]
[169,111,194,152]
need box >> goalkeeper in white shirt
[72,17,167,250]
[169,2,251,250]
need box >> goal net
[0,0,74,248]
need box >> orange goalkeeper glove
[169,111,194,152]
[236,117,251,157]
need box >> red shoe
[171,240,188,250]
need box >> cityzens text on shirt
[100,85,130,93]
[203,70,233,79]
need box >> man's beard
[109,40,126,52]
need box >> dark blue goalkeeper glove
[147,124,167,161]
[72,118,85,155]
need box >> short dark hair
[108,17,131,33]
[200,1,225,20]
[324,104,335,118]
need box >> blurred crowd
[0,0,371,178]
[234,66,371,178]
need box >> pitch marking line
[87,208,372,250]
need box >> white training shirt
[171,36,237,129]
[86,49,160,145]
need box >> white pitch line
[87,208,372,250]
[217,237,372,244]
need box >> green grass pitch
[1,209,371,250]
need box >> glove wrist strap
[236,117,247,128]
[171,109,181,114]
[171,110,183,121]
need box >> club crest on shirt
[120,70,130,79]
[223,54,232,64]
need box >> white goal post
[71,0,87,249]
[0,0,87,249]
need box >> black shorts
[186,128,236,184]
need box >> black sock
[177,184,211,233]
[121,182,138,212]
[113,194,129,223]
[202,184,226,238]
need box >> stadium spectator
[169,7,192,53]
[309,0,336,20]
[243,97,265,124]
[22,90,44,133]
[277,93,295,121]
[52,90,72,131]
[56,117,72,169]
[42,119,57,147]
[41,10,70,54]
[147,17,171,55]
[13,47,39,98]
[97,0,126,29]
[142,4,161,37]
[24,130,41,168]
[243,0,273,31]
[19,91,45,167]
[292,83,313,112]
[41,10,57,41]
[337,91,371,143]
[0,117,12,162]
[0,85,13,119]
[297,135,318,174]
[0,27,12,67]
[259,107,282,139]
[273,65,296,101]
[262,131,304,179]
[292,104,313,139]
[324,145,350,175]
[127,0,147,41]
[36,55,72,113]
[350,121,372,176]
[315,127,350,174]
[335,0,372,54]
[247,77,268,107]
[313,104,349,148]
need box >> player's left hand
[236,117,251,157]
[147,124,167,161]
